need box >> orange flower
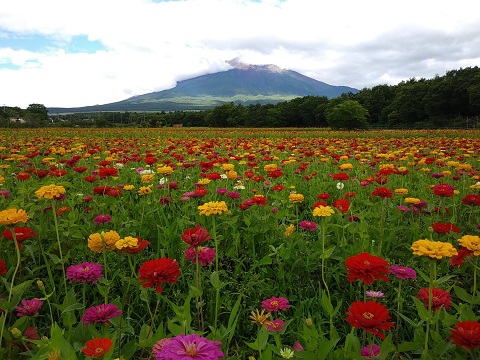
[82,337,113,358]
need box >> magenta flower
[0,190,10,199]
[156,334,224,360]
[16,298,43,317]
[262,296,290,312]
[397,205,411,213]
[81,303,122,326]
[299,220,318,231]
[152,338,173,358]
[267,319,285,332]
[66,262,104,283]
[94,214,112,225]
[360,344,380,359]
[185,247,216,266]
[216,188,228,195]
[226,191,241,199]
[389,266,417,280]
[292,341,304,351]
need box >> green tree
[325,100,369,130]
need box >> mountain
[48,59,359,113]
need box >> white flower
[114,163,124,169]
[139,169,155,175]
[280,348,294,359]
[158,177,167,185]
[220,173,228,179]
[336,182,345,190]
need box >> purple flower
[226,191,241,199]
[390,266,417,280]
[430,173,445,178]
[16,298,43,317]
[360,344,380,359]
[412,200,427,209]
[299,220,318,231]
[185,247,216,266]
[156,334,224,360]
[348,215,360,222]
[81,303,122,326]
[94,214,112,225]
[397,205,411,213]
[0,190,10,199]
[216,188,228,195]
[66,262,104,283]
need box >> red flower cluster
[138,258,181,293]
[346,300,394,339]
[345,252,390,284]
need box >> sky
[1,0,479,109]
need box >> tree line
[1,66,479,129]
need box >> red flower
[371,187,392,199]
[313,201,328,209]
[32,169,49,178]
[317,193,331,200]
[345,252,390,284]
[93,185,111,195]
[432,183,455,197]
[207,172,222,180]
[0,259,7,274]
[99,167,118,179]
[181,224,212,248]
[431,222,460,235]
[193,187,208,197]
[333,173,350,181]
[51,169,67,177]
[271,184,285,192]
[138,258,181,292]
[416,287,452,311]
[2,227,37,248]
[450,246,474,267]
[82,337,113,358]
[17,172,30,180]
[119,238,150,254]
[332,198,350,214]
[267,169,283,178]
[346,300,394,339]
[84,175,98,183]
[450,320,480,350]
[462,194,480,206]
[74,166,88,173]
[106,187,122,197]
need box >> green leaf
[210,271,225,290]
[258,255,272,265]
[320,246,336,259]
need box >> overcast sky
[1,0,479,108]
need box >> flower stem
[51,201,68,296]
[424,259,436,355]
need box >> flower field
[0,127,480,360]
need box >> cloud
[1,0,479,108]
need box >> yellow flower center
[270,301,279,307]
[95,347,104,355]
[185,343,198,356]
[362,312,374,320]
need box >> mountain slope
[48,61,359,113]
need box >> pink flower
[261,296,290,312]
[292,341,304,351]
[267,319,285,332]
[66,262,104,283]
[94,214,112,225]
[389,266,416,281]
[299,220,318,231]
[15,298,43,317]
[185,247,216,266]
[360,344,380,359]
[81,303,122,326]
[152,338,172,357]
[156,334,224,359]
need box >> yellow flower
[458,235,480,256]
[141,174,155,183]
[405,198,421,204]
[115,236,140,250]
[250,308,272,329]
[138,184,153,195]
[313,206,335,217]
[397,166,408,173]
[411,239,458,259]
[157,165,174,175]
[88,230,120,253]
[394,188,408,195]
[123,185,135,191]
[288,193,304,203]
[285,224,295,237]
[198,201,228,216]
[0,175,4,184]
[264,164,278,172]
[222,163,235,172]
[339,163,353,170]
[35,184,66,199]
[197,178,211,185]
[226,170,238,180]
[0,208,29,226]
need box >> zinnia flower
[346,252,390,284]
[82,337,113,358]
[181,224,212,248]
[299,220,317,231]
[313,206,335,217]
[411,239,458,259]
[432,183,455,197]
[138,258,181,292]
[332,198,350,214]
[34,184,66,199]
[458,235,480,255]
[450,246,473,267]
[267,319,285,332]
[66,262,103,283]
[360,344,381,359]
[450,320,480,350]
[345,300,394,339]
[15,298,43,317]
[285,224,295,237]
[81,303,122,326]
[366,290,385,298]
[87,230,121,253]
[250,308,272,329]
[371,187,392,199]
[262,296,290,312]
[185,247,216,266]
[0,208,29,226]
[156,334,224,360]
[430,222,460,235]
[288,193,304,203]
[152,338,173,357]
[0,259,7,275]
[94,214,112,225]
[389,266,416,280]
[1,227,37,248]
[117,237,150,254]
[198,201,228,216]
[416,287,452,311]
[462,194,480,206]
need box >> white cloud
[1,0,479,108]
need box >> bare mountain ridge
[48,60,359,113]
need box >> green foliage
[325,100,369,130]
